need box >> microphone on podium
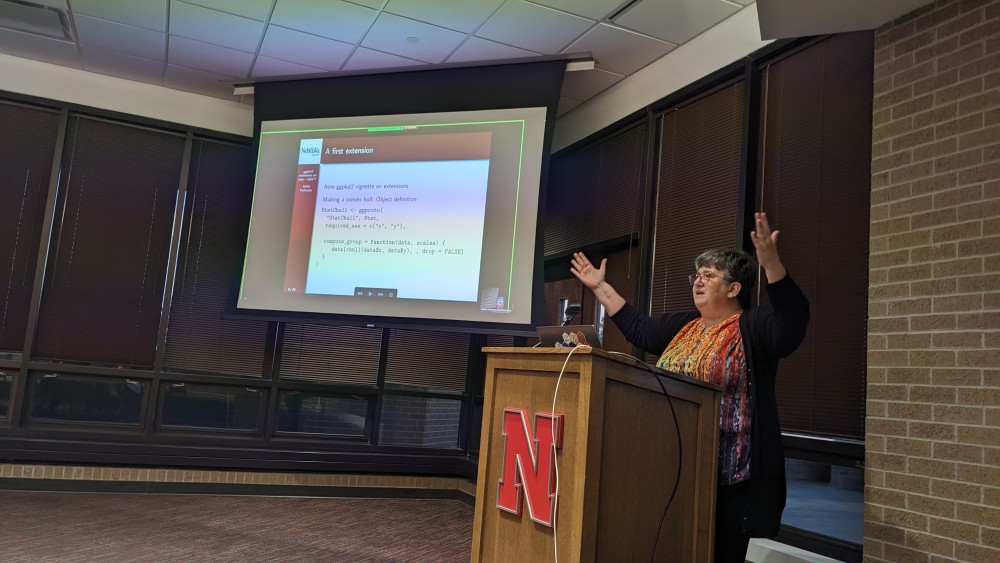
[561,303,581,326]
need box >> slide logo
[298,139,323,164]
[496,408,564,528]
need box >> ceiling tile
[446,36,538,64]
[30,0,68,8]
[180,0,275,21]
[565,23,675,76]
[383,0,503,33]
[529,0,625,20]
[169,1,265,53]
[167,35,253,78]
[345,0,383,8]
[341,47,424,72]
[259,25,353,71]
[560,67,623,101]
[614,0,740,44]
[0,27,79,68]
[360,13,466,64]
[556,96,582,116]
[165,63,237,98]
[252,55,324,78]
[270,0,376,43]
[477,1,594,55]
[71,0,167,32]
[81,46,164,85]
[75,14,166,62]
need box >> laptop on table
[535,325,602,348]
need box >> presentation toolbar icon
[353,287,398,299]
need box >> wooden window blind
[278,324,382,386]
[33,116,185,367]
[0,101,61,352]
[650,81,745,318]
[163,138,268,377]
[384,329,469,392]
[544,122,647,256]
[758,33,873,439]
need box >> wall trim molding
[0,463,476,505]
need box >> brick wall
[867,0,1000,561]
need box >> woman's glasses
[688,271,726,286]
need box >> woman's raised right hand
[570,252,607,291]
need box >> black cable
[606,352,684,563]
[648,371,682,563]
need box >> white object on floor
[746,538,844,563]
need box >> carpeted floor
[0,491,473,562]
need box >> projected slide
[286,133,491,301]
[239,107,546,328]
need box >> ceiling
[0,0,757,116]
[0,0,939,122]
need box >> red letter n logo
[495,408,564,527]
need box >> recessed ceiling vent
[0,0,76,41]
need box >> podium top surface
[481,346,722,392]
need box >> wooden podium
[471,347,721,562]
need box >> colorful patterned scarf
[656,313,751,484]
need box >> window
[276,391,370,438]
[379,394,462,448]
[544,122,647,257]
[782,458,864,544]
[650,80,745,320]
[33,116,185,367]
[0,371,12,419]
[163,138,268,377]
[28,372,144,425]
[757,33,873,439]
[0,101,61,354]
[160,382,263,431]
[278,324,381,386]
[384,329,469,392]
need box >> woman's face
[691,265,737,314]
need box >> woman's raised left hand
[750,212,786,283]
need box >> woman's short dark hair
[695,249,757,310]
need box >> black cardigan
[610,275,810,537]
